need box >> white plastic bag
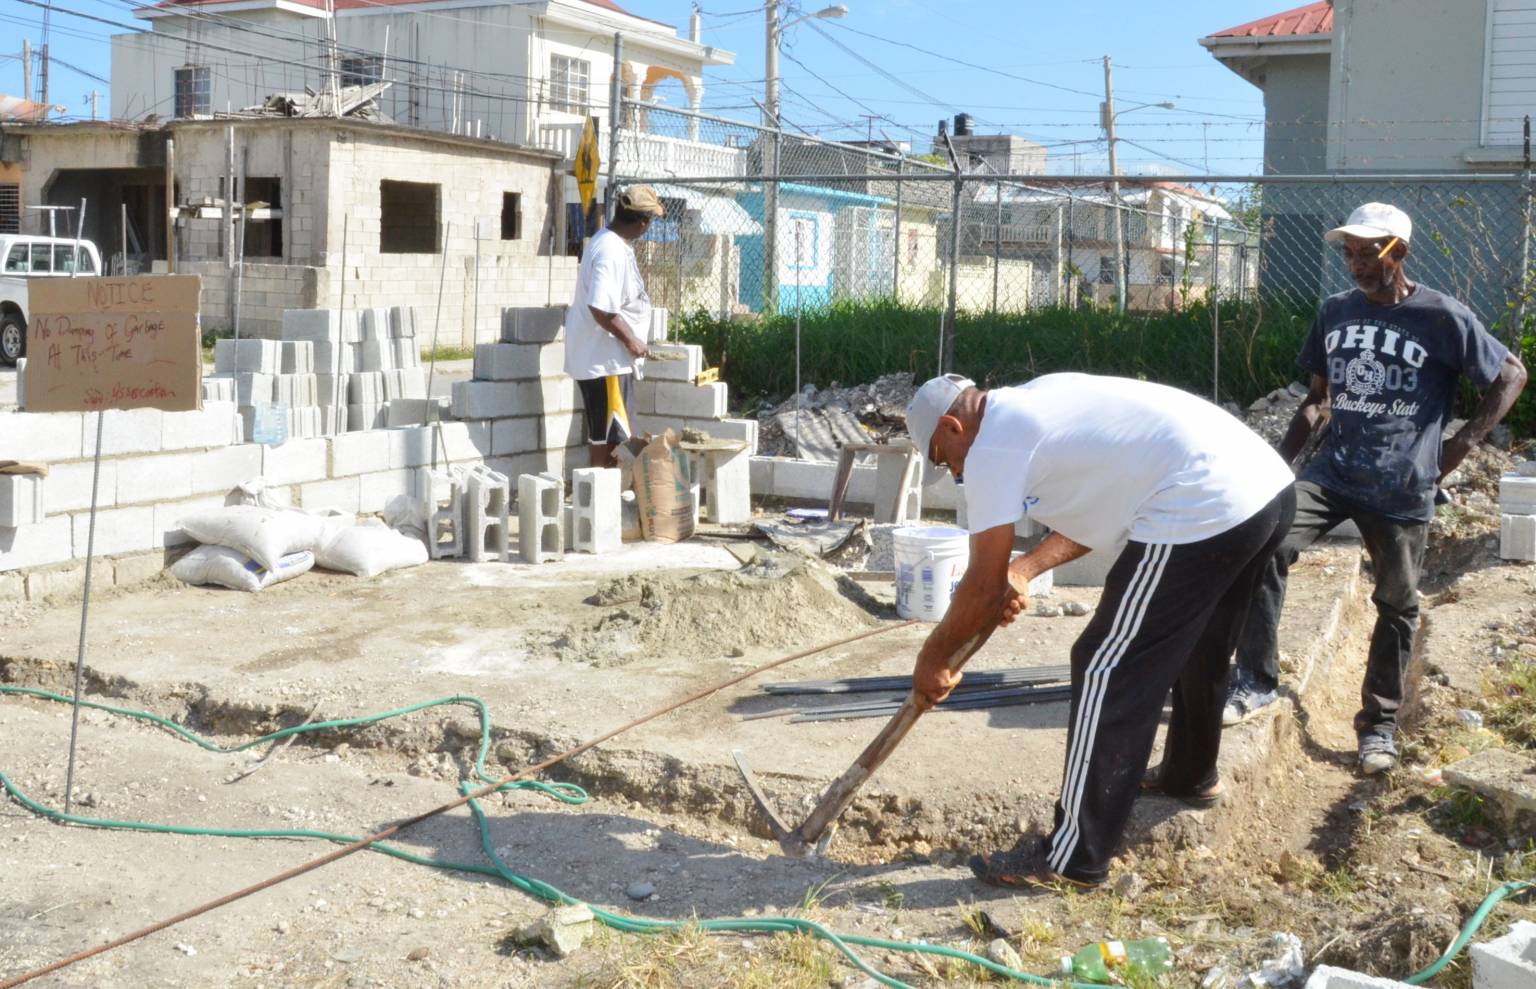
[171,545,314,592]
[178,505,328,572]
[315,519,428,577]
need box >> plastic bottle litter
[1060,937,1173,983]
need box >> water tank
[953,113,974,137]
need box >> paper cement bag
[631,429,694,544]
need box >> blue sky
[4,0,1297,175]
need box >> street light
[1102,54,1175,312]
[765,4,848,125]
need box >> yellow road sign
[575,115,600,215]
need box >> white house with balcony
[109,0,737,195]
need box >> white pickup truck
[0,234,104,366]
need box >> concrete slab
[1442,748,1536,832]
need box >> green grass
[1487,658,1536,751]
[421,344,475,363]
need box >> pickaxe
[733,629,991,857]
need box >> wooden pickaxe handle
[791,629,990,850]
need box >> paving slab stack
[1499,463,1536,562]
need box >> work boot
[1221,668,1279,727]
[1358,727,1398,775]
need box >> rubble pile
[754,373,919,458]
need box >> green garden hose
[0,684,1529,988]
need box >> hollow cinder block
[517,472,564,564]
[570,467,621,554]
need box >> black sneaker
[1358,728,1398,775]
[1221,669,1279,727]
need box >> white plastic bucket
[893,525,970,621]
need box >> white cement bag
[172,545,314,592]
[179,505,328,571]
[315,519,429,577]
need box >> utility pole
[21,40,30,103]
[86,90,100,121]
[1103,54,1127,313]
[859,114,879,146]
[764,0,781,126]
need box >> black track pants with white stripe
[1044,486,1295,884]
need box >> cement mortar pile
[532,562,883,667]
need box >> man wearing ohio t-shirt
[904,372,1296,889]
[1222,203,1527,775]
[565,186,664,468]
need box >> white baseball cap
[906,373,976,464]
[1324,202,1412,245]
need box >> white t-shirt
[564,228,652,381]
[962,374,1293,553]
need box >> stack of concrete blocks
[570,467,621,554]
[518,472,565,564]
[1471,919,1536,989]
[1498,467,1536,562]
[414,465,465,560]
[463,465,511,563]
[280,307,424,434]
[212,335,343,441]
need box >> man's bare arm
[588,305,648,359]
[1441,352,1529,481]
[910,524,1019,710]
[1278,374,1330,466]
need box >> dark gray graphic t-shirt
[1297,285,1508,522]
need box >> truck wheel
[0,313,23,367]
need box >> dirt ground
[3,478,1536,987]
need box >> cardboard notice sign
[25,275,203,413]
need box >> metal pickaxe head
[731,749,837,858]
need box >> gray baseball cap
[906,373,975,465]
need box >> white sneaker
[1358,730,1398,775]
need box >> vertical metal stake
[794,223,803,455]
[892,157,904,302]
[991,180,1002,314]
[1211,220,1221,404]
[473,220,481,347]
[63,409,105,818]
[119,202,127,276]
[335,216,349,434]
[424,221,453,468]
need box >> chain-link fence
[610,102,1534,386]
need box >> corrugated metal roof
[1209,0,1332,39]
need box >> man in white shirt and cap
[565,186,665,468]
[902,371,1295,889]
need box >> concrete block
[643,343,703,382]
[214,338,280,374]
[113,551,166,587]
[190,444,263,495]
[386,397,451,429]
[452,380,518,420]
[393,338,420,370]
[464,466,511,562]
[1500,474,1536,515]
[748,456,774,497]
[301,476,362,513]
[388,426,435,469]
[282,308,357,343]
[416,467,463,559]
[1501,514,1536,562]
[274,373,319,407]
[474,342,565,381]
[46,460,118,513]
[491,417,540,457]
[360,307,391,341]
[0,516,73,571]
[516,376,580,415]
[202,375,236,404]
[261,438,329,485]
[1055,550,1116,587]
[357,340,395,373]
[348,404,387,432]
[518,472,564,563]
[0,411,86,462]
[1302,965,1412,989]
[100,408,164,457]
[0,474,46,527]
[330,430,392,477]
[358,468,414,514]
[1470,919,1536,989]
[437,420,492,462]
[651,381,727,419]
[873,449,923,525]
[501,306,565,344]
[390,368,426,401]
[162,402,240,451]
[25,562,87,601]
[312,340,355,375]
[0,569,23,599]
[540,411,586,451]
[280,340,316,374]
[650,307,668,342]
[689,448,751,525]
[116,453,194,504]
[570,467,621,554]
[155,495,228,547]
[701,417,758,455]
[350,371,387,406]
[388,306,417,339]
[630,380,658,416]
[233,372,275,407]
[316,373,349,408]
[71,505,155,557]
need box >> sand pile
[533,562,884,667]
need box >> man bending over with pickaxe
[905,371,1294,890]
